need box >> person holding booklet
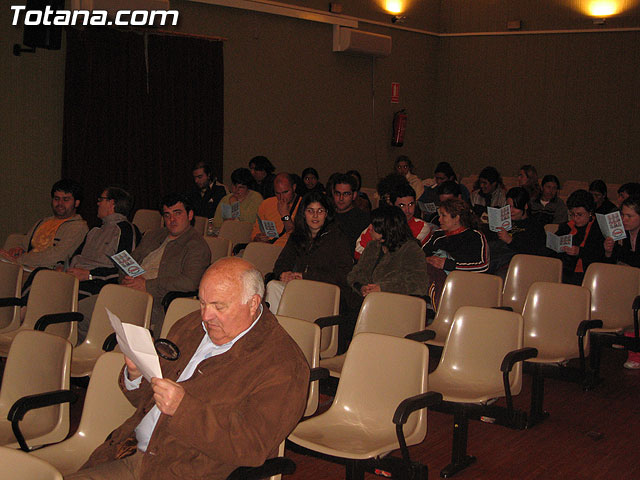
[68,258,309,480]
[211,168,263,231]
[604,195,640,268]
[487,187,546,273]
[603,195,640,369]
[250,173,300,247]
[554,189,605,285]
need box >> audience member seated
[265,192,353,313]
[554,189,605,285]
[418,162,470,217]
[604,195,640,268]
[186,161,226,219]
[394,155,424,199]
[376,173,410,207]
[300,167,325,195]
[0,179,88,270]
[211,168,263,232]
[470,166,507,215]
[487,187,546,274]
[617,183,640,206]
[121,193,211,335]
[517,164,541,202]
[423,198,489,309]
[422,181,464,225]
[355,183,432,260]
[346,206,429,343]
[67,258,309,480]
[332,173,371,250]
[589,179,618,215]
[346,169,372,213]
[250,173,300,248]
[529,174,569,225]
[249,155,276,199]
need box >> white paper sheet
[106,308,162,381]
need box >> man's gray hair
[240,266,265,304]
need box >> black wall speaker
[22,0,65,50]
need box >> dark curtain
[62,28,223,226]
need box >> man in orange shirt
[250,173,300,248]
[0,179,88,270]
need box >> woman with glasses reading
[265,191,353,313]
[554,189,605,285]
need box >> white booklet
[487,205,512,232]
[106,308,162,382]
[221,201,240,220]
[417,201,437,214]
[111,250,146,277]
[258,217,279,238]
[596,211,627,241]
[546,231,573,253]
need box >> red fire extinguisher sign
[391,82,400,104]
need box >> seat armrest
[404,329,435,342]
[0,297,25,308]
[577,320,603,337]
[493,306,514,312]
[34,312,83,331]
[393,391,443,425]
[161,290,197,312]
[8,389,78,452]
[309,367,329,383]
[314,314,345,329]
[103,332,118,351]
[226,457,296,480]
[501,347,538,373]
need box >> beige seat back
[429,271,503,346]
[71,284,152,377]
[582,263,640,331]
[0,262,23,332]
[277,279,340,358]
[161,297,200,338]
[0,446,63,480]
[326,333,429,449]
[2,233,27,251]
[218,221,254,247]
[0,330,72,448]
[522,282,591,362]
[193,215,208,235]
[132,209,162,235]
[354,291,426,338]
[203,236,232,263]
[502,254,563,313]
[430,306,524,403]
[31,353,135,475]
[23,270,79,344]
[243,242,283,277]
[277,315,321,417]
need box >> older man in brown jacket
[69,257,310,480]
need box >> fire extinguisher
[391,109,407,147]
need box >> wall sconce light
[391,15,406,24]
[385,0,404,14]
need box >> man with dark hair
[332,173,370,251]
[355,184,431,260]
[187,161,227,219]
[0,179,88,269]
[122,193,210,334]
[617,183,640,206]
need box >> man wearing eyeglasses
[355,183,432,260]
[332,173,371,251]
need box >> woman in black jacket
[265,191,353,312]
